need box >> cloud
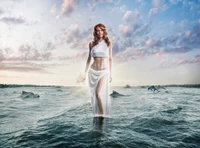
[65,24,80,43]
[116,19,200,62]
[148,7,158,17]
[148,23,200,55]
[74,52,88,61]
[111,35,120,55]
[179,24,200,49]
[0,7,4,15]
[152,0,166,7]
[148,0,169,18]
[50,4,56,14]
[114,47,159,63]
[159,57,168,66]
[151,54,200,71]
[57,0,79,19]
[0,44,53,62]
[45,41,56,50]
[88,0,120,12]
[118,23,150,50]
[168,20,174,26]
[120,10,145,40]
[0,49,5,61]
[123,10,141,22]
[119,25,133,37]
[179,20,187,30]
[0,13,26,25]
[145,38,162,48]
[169,0,180,5]
[188,1,199,12]
[163,46,192,54]
[174,55,200,66]
[0,63,51,73]
[136,0,146,8]
[112,5,128,13]
[61,24,92,50]
[0,43,55,73]
[57,51,88,63]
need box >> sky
[0,0,200,86]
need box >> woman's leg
[95,75,106,115]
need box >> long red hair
[93,23,110,47]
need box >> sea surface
[0,86,200,148]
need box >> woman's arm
[84,42,92,74]
[109,42,113,82]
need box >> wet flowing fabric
[88,68,111,117]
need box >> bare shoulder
[89,41,94,49]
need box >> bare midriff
[91,57,108,71]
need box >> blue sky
[0,0,200,86]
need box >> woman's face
[96,26,104,39]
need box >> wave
[38,102,90,123]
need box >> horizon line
[1,83,200,87]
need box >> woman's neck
[97,38,103,43]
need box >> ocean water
[0,86,200,148]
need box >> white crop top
[91,40,109,58]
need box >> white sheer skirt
[88,68,111,117]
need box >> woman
[84,23,112,117]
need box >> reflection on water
[90,117,110,140]
[93,117,105,131]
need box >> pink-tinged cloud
[145,38,162,48]
[119,25,133,37]
[177,59,187,65]
[154,51,166,57]
[50,5,56,14]
[18,44,51,61]
[74,52,87,61]
[172,58,177,63]
[0,44,52,62]
[151,55,200,71]
[159,57,168,66]
[114,21,199,62]
[57,0,79,18]
[61,24,92,50]
[65,24,80,42]
[115,48,157,63]
[123,10,141,22]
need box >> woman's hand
[76,72,86,83]
[109,76,112,83]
